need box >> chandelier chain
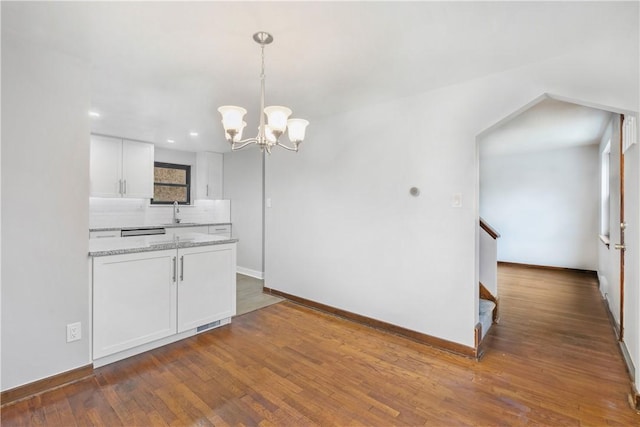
[260,44,266,80]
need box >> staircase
[479,298,496,339]
[478,217,500,342]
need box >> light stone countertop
[89,222,232,232]
[89,232,238,257]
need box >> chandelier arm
[231,138,260,150]
[275,141,299,152]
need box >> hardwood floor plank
[2,264,639,425]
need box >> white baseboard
[237,267,264,279]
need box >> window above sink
[152,162,191,205]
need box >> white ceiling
[479,98,613,157]
[2,1,635,153]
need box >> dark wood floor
[2,264,639,426]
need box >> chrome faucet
[173,201,181,224]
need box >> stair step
[479,298,496,339]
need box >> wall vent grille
[197,320,221,333]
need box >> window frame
[151,161,191,205]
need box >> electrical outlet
[67,322,82,342]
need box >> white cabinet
[89,230,120,239]
[209,224,232,238]
[177,245,236,332]
[92,250,177,359]
[171,226,209,237]
[92,243,236,361]
[90,135,154,199]
[121,139,155,198]
[90,135,122,198]
[196,152,223,200]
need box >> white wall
[480,145,599,270]
[223,148,263,277]
[1,33,91,390]
[264,37,638,348]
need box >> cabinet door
[177,244,236,332]
[122,139,154,199]
[196,152,223,200]
[93,250,177,359]
[90,135,122,197]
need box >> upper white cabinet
[90,135,122,198]
[90,135,154,199]
[121,139,154,198]
[196,151,223,200]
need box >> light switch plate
[451,193,462,208]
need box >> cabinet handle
[123,180,127,194]
[172,256,176,282]
[119,179,123,195]
[180,256,184,281]
[206,184,209,197]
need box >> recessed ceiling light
[167,139,175,143]
[189,131,199,137]
[88,111,100,118]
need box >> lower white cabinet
[169,226,209,238]
[92,243,236,361]
[177,245,236,332]
[89,230,121,239]
[93,250,176,359]
[209,224,232,237]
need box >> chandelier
[218,32,309,154]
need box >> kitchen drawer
[209,225,231,236]
[90,230,121,239]
[171,226,209,237]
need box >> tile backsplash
[89,198,231,229]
